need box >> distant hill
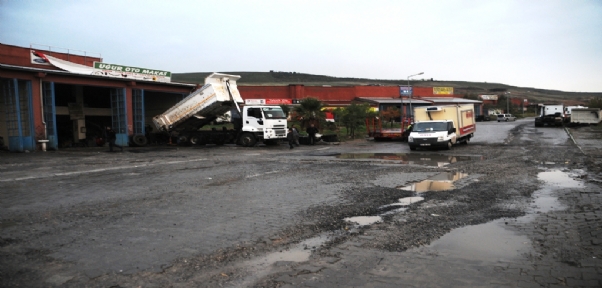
[172,71,601,105]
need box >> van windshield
[413,122,448,132]
[262,107,286,119]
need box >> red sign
[265,99,292,105]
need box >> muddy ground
[0,121,601,287]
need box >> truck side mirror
[257,120,264,125]
[449,128,455,134]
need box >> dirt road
[1,121,600,287]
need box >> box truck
[408,104,476,150]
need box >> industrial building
[0,43,481,152]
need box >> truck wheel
[178,135,191,146]
[189,136,205,146]
[131,134,148,147]
[239,133,256,147]
[446,141,452,150]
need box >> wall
[239,84,462,106]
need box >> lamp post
[407,72,424,121]
[506,92,511,114]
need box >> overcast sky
[1,0,601,92]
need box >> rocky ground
[0,122,601,287]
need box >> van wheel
[446,141,452,150]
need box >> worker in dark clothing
[287,128,295,149]
[306,123,319,145]
[291,126,300,147]
[105,126,123,152]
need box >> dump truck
[153,73,287,147]
[534,104,564,127]
[408,104,476,150]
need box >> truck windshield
[413,122,448,132]
[262,107,286,119]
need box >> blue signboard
[399,86,412,96]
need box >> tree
[280,105,291,117]
[587,97,602,109]
[339,102,374,138]
[380,107,400,128]
[293,97,325,129]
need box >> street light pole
[407,72,424,122]
[506,92,511,114]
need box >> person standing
[287,128,296,149]
[105,126,123,152]
[292,126,300,147]
[306,123,319,145]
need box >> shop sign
[433,87,454,95]
[93,62,171,82]
[245,99,266,105]
[265,99,292,105]
[399,86,412,96]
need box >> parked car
[497,114,517,122]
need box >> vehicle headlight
[408,136,413,142]
[438,136,444,141]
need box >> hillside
[172,71,602,105]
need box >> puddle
[529,169,583,214]
[335,153,480,167]
[344,216,382,226]
[398,171,469,192]
[234,234,331,286]
[538,170,583,188]
[426,169,584,263]
[426,219,531,262]
[398,196,424,205]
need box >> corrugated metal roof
[356,97,432,104]
[0,63,194,87]
[420,97,482,104]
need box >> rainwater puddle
[398,171,469,192]
[234,234,331,286]
[538,170,583,188]
[398,196,425,205]
[426,169,584,263]
[335,153,480,167]
[530,169,583,214]
[344,216,382,226]
[426,219,531,262]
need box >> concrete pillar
[72,86,86,143]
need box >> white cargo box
[570,108,601,124]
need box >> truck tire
[178,135,191,146]
[131,134,148,147]
[189,135,205,146]
[446,141,452,150]
[239,133,256,147]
